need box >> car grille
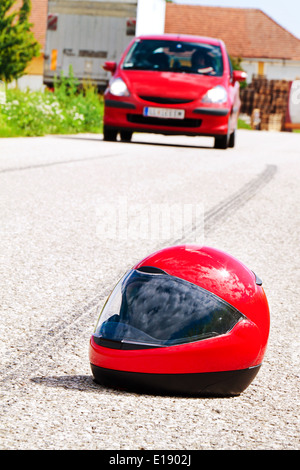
[127,114,201,128]
[138,96,193,104]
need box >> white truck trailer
[43,0,138,88]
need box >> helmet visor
[93,269,243,349]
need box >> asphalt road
[0,130,299,450]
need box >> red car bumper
[104,96,232,137]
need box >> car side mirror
[103,61,117,74]
[233,70,247,83]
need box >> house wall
[17,55,45,90]
[16,74,45,91]
[11,0,48,90]
[240,61,257,83]
[241,59,300,82]
[264,61,300,81]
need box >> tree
[0,0,40,83]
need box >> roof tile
[165,5,300,61]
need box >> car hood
[120,70,225,101]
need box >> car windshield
[122,39,224,76]
[93,269,243,348]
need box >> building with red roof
[12,1,300,88]
[165,4,300,81]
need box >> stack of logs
[240,75,291,131]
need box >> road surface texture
[0,130,299,450]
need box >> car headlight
[109,77,130,97]
[202,86,227,104]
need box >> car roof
[135,33,223,47]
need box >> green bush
[0,69,103,137]
[238,118,251,130]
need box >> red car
[102,34,246,149]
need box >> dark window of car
[122,39,224,76]
[94,269,243,347]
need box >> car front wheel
[103,126,117,141]
[120,131,133,142]
[228,130,235,148]
[214,134,228,149]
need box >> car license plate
[143,107,185,119]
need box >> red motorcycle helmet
[89,245,270,396]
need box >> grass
[0,69,103,137]
[237,118,252,130]
[2,97,251,137]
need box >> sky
[172,0,300,39]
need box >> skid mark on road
[204,164,277,232]
[172,164,278,244]
[0,164,278,385]
[0,153,122,174]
